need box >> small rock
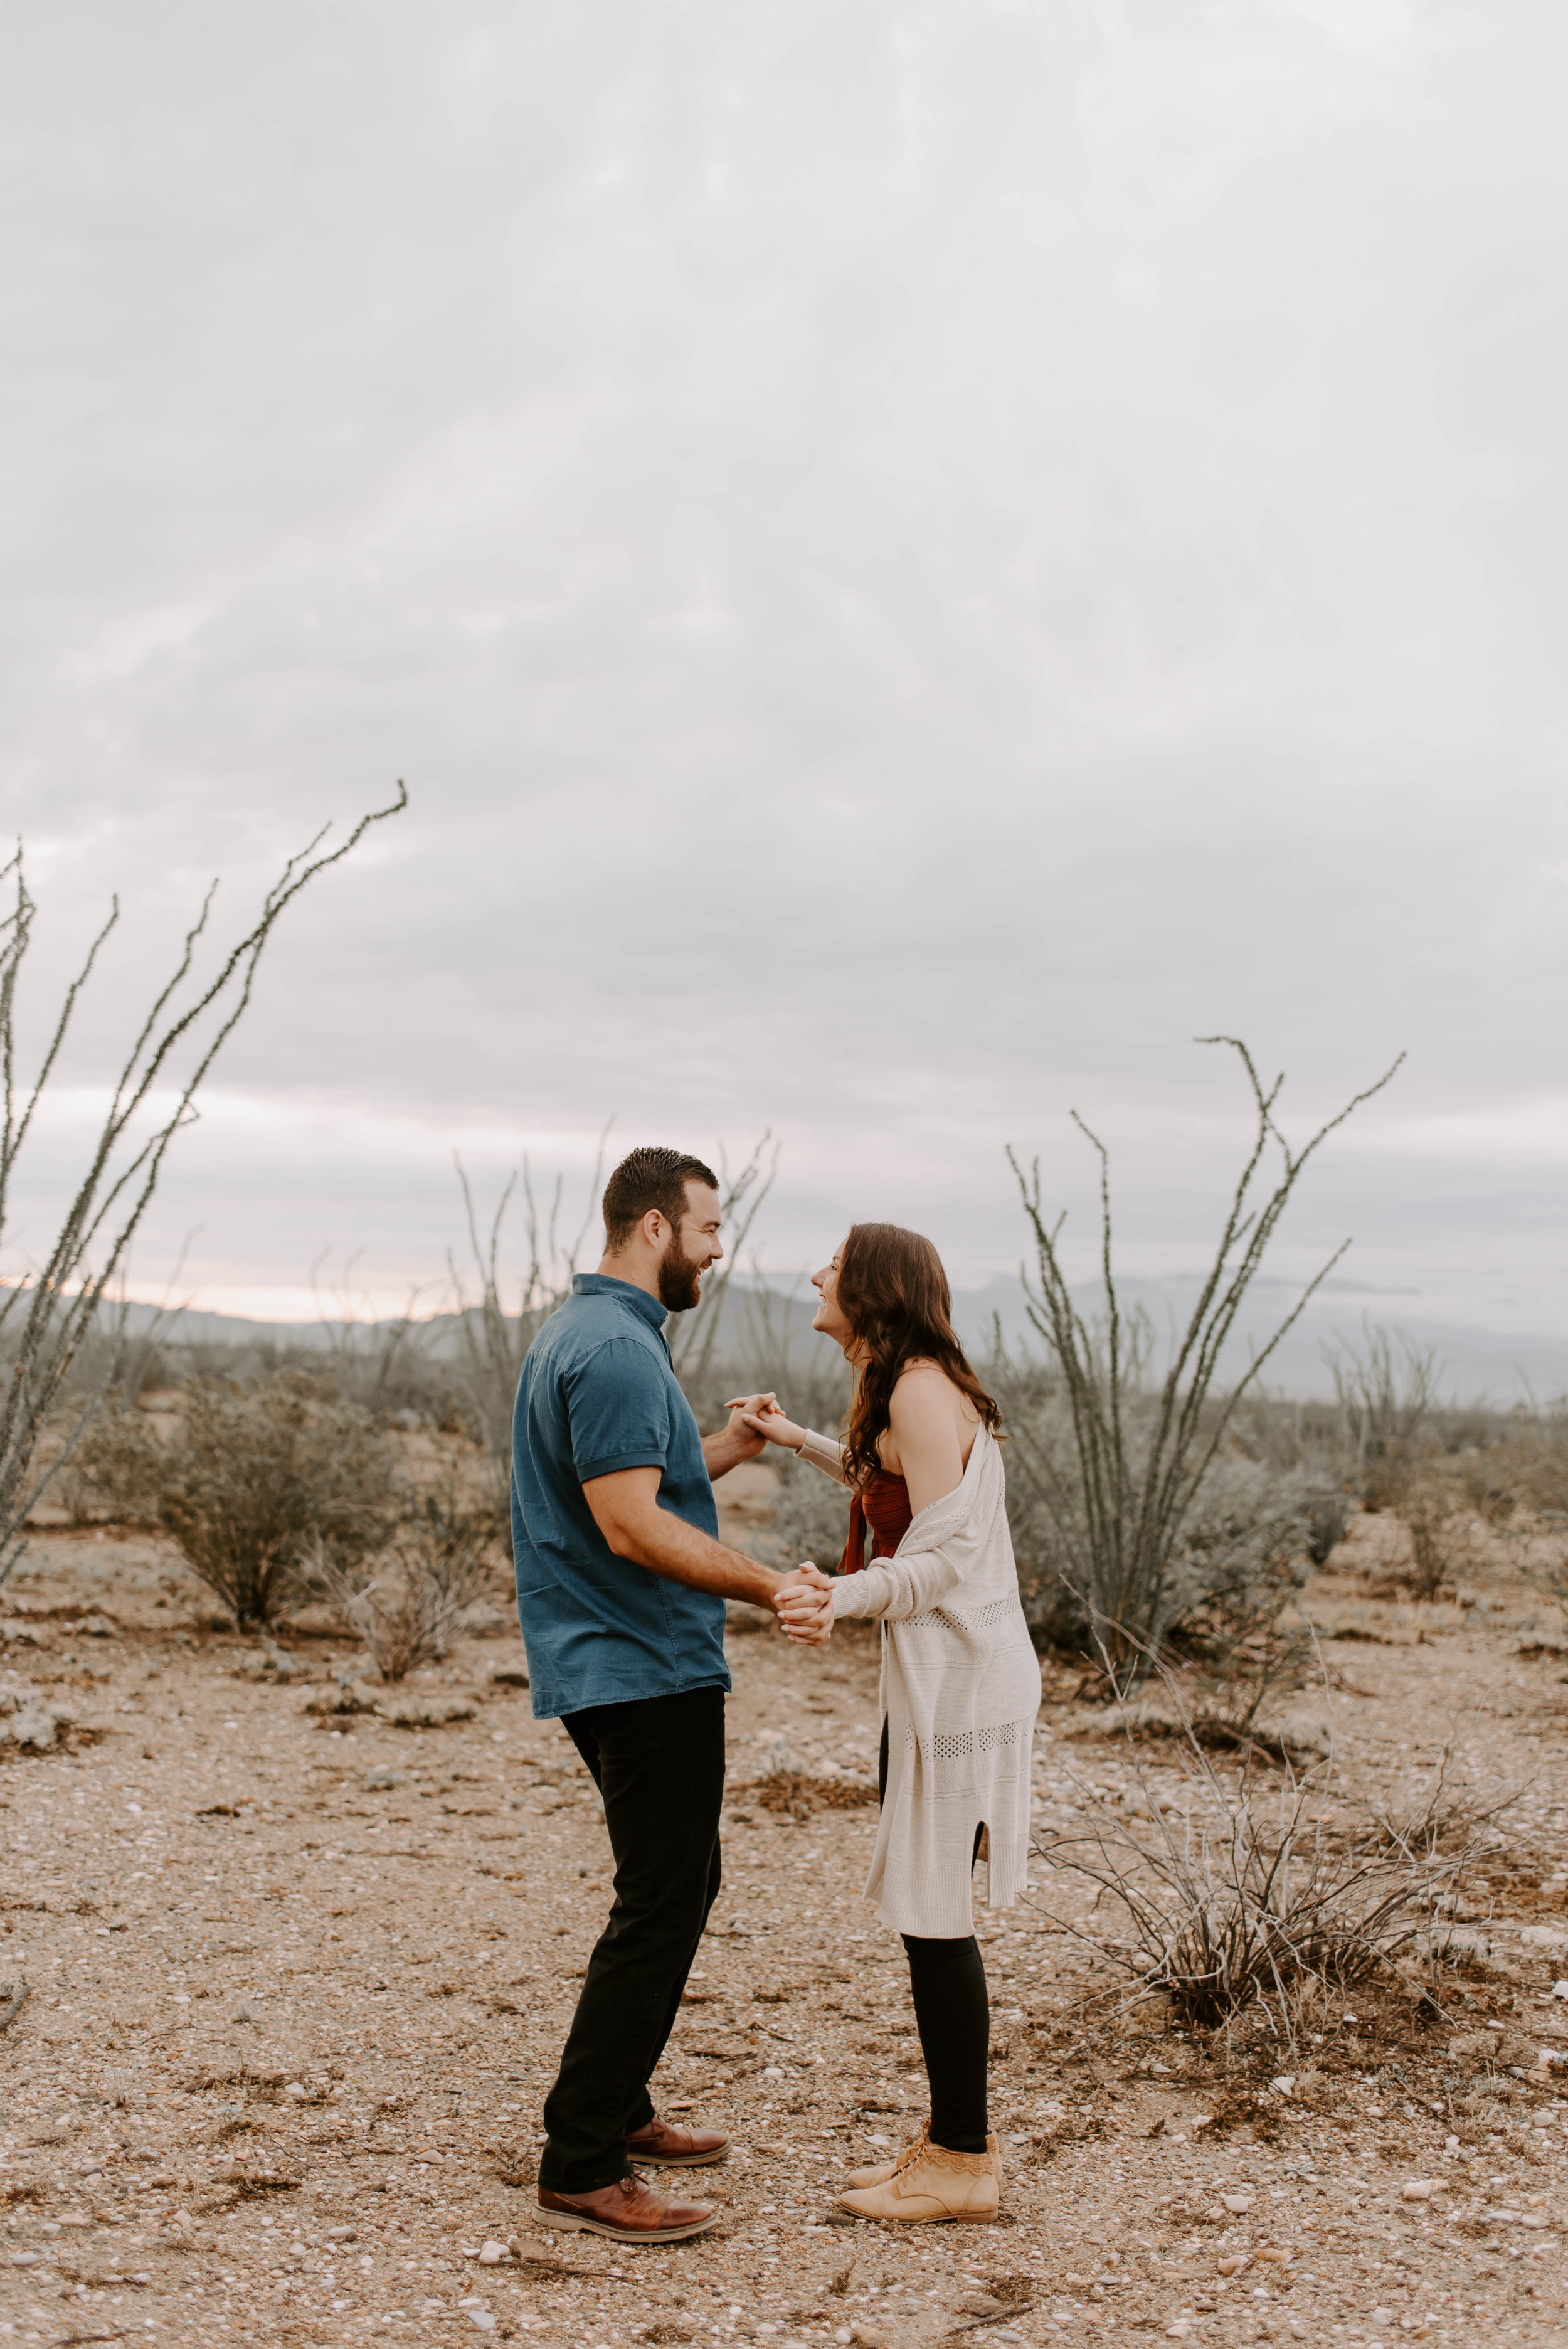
[324,2226,357,2242]
[9,2251,40,2267]
[492,1666,529,1689]
[849,2328,887,2349]
[1222,2193,1254,2214]
[477,2240,506,2264]
[1269,2075,1296,2097]
[1217,2257,1249,2276]
[283,2081,307,2101]
[1553,1980,1568,2002]
[1369,2309,1392,2330]
[466,2315,497,2336]
[1401,2180,1437,2202]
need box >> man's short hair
[601,1147,720,1252]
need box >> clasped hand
[771,1560,834,1645]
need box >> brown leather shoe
[625,2114,731,2168]
[538,2174,717,2244]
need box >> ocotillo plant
[1007,1036,1402,1677]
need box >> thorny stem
[1005,1039,1404,1667]
[0,784,408,1586]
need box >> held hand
[773,1561,834,1646]
[730,1397,808,1453]
[718,1392,780,1460]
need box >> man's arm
[700,1392,778,1482]
[584,1465,785,1606]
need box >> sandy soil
[3,1489,1568,2349]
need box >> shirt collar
[572,1271,669,1332]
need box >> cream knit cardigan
[797,1421,1041,1938]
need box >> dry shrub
[1328,1325,1439,1512]
[1164,1464,1316,1730]
[746,1768,879,1822]
[56,1396,167,1525]
[1399,1485,1476,1601]
[159,1371,396,1627]
[1304,1489,1354,1564]
[1035,1700,1501,2034]
[756,1449,852,1578]
[1462,1416,1568,1524]
[314,1487,497,1680]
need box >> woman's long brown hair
[836,1222,1002,1491]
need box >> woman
[738,1223,1041,2225]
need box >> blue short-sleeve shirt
[509,1273,730,1719]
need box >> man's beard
[657,1238,706,1313]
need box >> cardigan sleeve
[797,1428,852,1486]
[829,1539,968,1623]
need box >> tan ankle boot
[844,2126,926,2190]
[837,2128,1002,2224]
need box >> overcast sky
[6,0,1567,1377]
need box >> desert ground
[3,1468,1568,2349]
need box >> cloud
[5,1,1567,1345]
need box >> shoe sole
[835,2203,998,2225]
[628,2144,730,2168]
[539,2207,718,2244]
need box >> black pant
[880,1717,991,2155]
[539,1685,726,2194]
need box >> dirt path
[3,1514,1567,2347]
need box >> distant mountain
[946,1273,1568,1404]
[110,1270,1567,1404]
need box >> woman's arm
[731,1400,852,1487]
[824,1539,967,1623]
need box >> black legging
[879,1719,990,2155]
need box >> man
[511,1144,807,2245]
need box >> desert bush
[1007,1037,1402,1676]
[1036,1706,1490,2033]
[443,1138,615,1515]
[1302,1488,1353,1565]
[1399,1483,1476,1601]
[756,1448,854,1575]
[0,788,405,1588]
[1164,1460,1317,1729]
[995,1349,1333,1689]
[56,1395,168,1526]
[157,1372,397,1627]
[1327,1323,1440,1510]
[301,1273,460,1428]
[310,1486,497,1679]
[1464,1409,1568,1525]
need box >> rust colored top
[837,1466,914,1577]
